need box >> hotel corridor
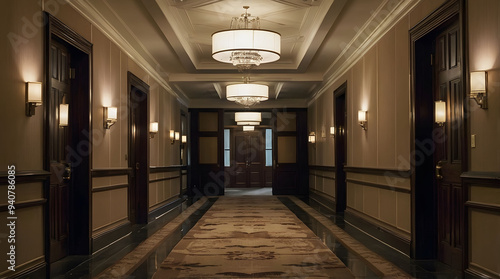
[50,194,461,278]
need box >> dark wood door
[434,23,464,269]
[49,40,71,263]
[232,130,264,188]
[128,73,149,224]
[334,83,347,212]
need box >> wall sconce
[330,126,335,137]
[170,130,175,144]
[358,110,367,130]
[175,132,180,142]
[149,122,159,138]
[308,132,316,143]
[181,135,187,144]
[435,100,446,126]
[26,82,42,116]
[104,107,117,129]
[470,71,488,109]
[59,104,69,127]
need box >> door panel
[49,41,71,263]
[434,24,464,269]
[231,130,264,188]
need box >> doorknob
[62,163,71,180]
[135,162,140,170]
[436,164,443,179]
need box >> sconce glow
[26,82,42,116]
[470,71,488,109]
[175,132,180,141]
[435,101,446,126]
[181,135,187,143]
[149,122,159,138]
[308,132,316,143]
[104,107,118,129]
[358,110,367,130]
[59,104,69,127]
[330,126,335,136]
[170,130,175,144]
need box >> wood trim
[466,264,499,279]
[310,174,335,180]
[150,166,182,173]
[0,170,50,184]
[92,219,131,253]
[462,172,500,188]
[0,199,46,212]
[92,184,129,193]
[346,179,411,194]
[0,256,46,279]
[465,201,500,213]
[344,208,411,256]
[149,176,181,184]
[343,166,412,178]
[91,168,132,177]
[309,165,336,172]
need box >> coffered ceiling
[69,0,418,108]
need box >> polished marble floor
[50,191,463,278]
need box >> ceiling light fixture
[226,77,268,107]
[235,112,261,126]
[212,6,281,71]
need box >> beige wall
[0,0,185,276]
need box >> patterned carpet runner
[153,196,355,278]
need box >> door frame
[127,72,150,224]
[44,12,93,265]
[334,82,347,212]
[409,0,468,263]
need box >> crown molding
[308,0,421,106]
[67,0,189,107]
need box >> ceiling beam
[169,73,323,82]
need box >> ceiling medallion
[226,77,268,107]
[212,6,281,71]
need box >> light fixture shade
[235,112,261,123]
[170,130,175,139]
[243,126,255,131]
[27,82,42,103]
[106,107,117,120]
[237,121,260,126]
[470,71,486,93]
[435,101,446,124]
[59,104,69,126]
[212,29,281,65]
[181,135,187,143]
[308,133,316,143]
[150,122,159,133]
[226,83,268,106]
[175,132,180,141]
[330,126,335,135]
[358,110,367,122]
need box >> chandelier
[235,112,261,126]
[212,6,281,70]
[226,79,268,107]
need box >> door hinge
[69,68,76,79]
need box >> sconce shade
[182,135,187,143]
[150,122,159,133]
[27,82,42,103]
[330,126,335,135]
[170,130,175,139]
[243,126,254,131]
[470,71,486,93]
[106,107,117,120]
[308,133,316,143]
[59,104,69,126]
[235,112,261,123]
[435,101,446,124]
[358,110,367,122]
[175,132,180,141]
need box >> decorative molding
[466,263,499,279]
[0,199,46,212]
[0,170,50,184]
[462,172,500,188]
[309,0,422,105]
[0,256,46,279]
[345,208,411,256]
[149,176,181,184]
[465,201,500,213]
[92,219,131,253]
[344,166,412,178]
[346,178,411,194]
[91,168,132,177]
[92,184,129,193]
[309,165,336,172]
[150,166,183,173]
[66,0,189,107]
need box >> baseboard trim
[309,190,336,212]
[344,209,411,256]
[148,196,187,222]
[92,221,132,253]
[0,256,46,279]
